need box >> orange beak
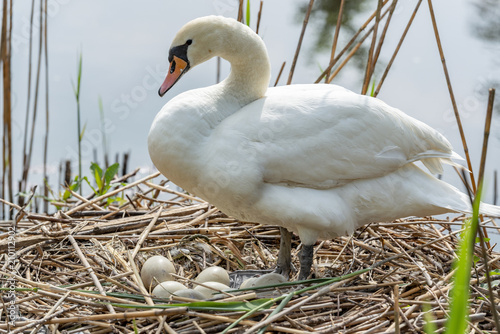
[158,56,189,97]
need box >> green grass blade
[220,298,275,334]
[257,292,293,334]
[370,79,376,97]
[110,299,272,312]
[222,268,371,333]
[104,162,120,187]
[90,162,103,192]
[445,184,482,334]
[246,0,250,26]
[76,52,83,98]
[79,122,87,142]
[422,302,437,334]
[73,50,83,193]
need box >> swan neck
[219,30,271,106]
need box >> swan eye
[170,60,176,74]
[186,39,192,45]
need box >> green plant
[445,185,482,334]
[84,162,119,196]
[422,302,437,334]
[62,175,80,201]
[246,0,250,26]
[71,51,84,194]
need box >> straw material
[1,173,499,333]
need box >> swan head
[158,16,270,97]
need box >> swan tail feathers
[415,150,468,175]
[421,158,444,175]
[479,203,500,218]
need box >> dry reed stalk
[427,0,476,192]
[316,0,390,84]
[1,0,13,219]
[2,174,499,332]
[361,0,383,95]
[478,88,496,188]
[19,0,36,211]
[274,61,286,86]
[477,227,500,330]
[255,0,263,34]
[495,170,498,205]
[67,235,116,314]
[22,0,44,203]
[374,0,422,97]
[286,0,314,85]
[65,171,160,215]
[237,0,244,22]
[43,0,49,213]
[1,308,187,329]
[326,6,392,84]
[131,205,163,259]
[69,188,106,212]
[187,311,310,334]
[325,0,345,81]
[370,0,398,75]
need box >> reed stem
[1,0,13,219]
[256,1,263,34]
[20,0,36,206]
[43,0,49,213]
[374,0,421,97]
[287,0,314,85]
[274,61,286,87]
[325,0,345,81]
[361,0,382,95]
[427,0,476,192]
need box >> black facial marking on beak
[170,60,176,74]
[158,40,193,97]
[168,39,192,64]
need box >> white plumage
[148,16,499,280]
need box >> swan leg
[274,227,293,277]
[298,244,314,281]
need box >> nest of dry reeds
[1,171,499,334]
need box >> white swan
[149,16,499,280]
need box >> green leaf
[62,189,72,201]
[104,163,120,186]
[82,176,97,195]
[80,122,87,142]
[445,185,483,334]
[422,302,437,334]
[370,79,376,97]
[90,162,104,192]
[246,0,250,26]
[475,237,490,243]
[490,269,500,275]
[76,52,83,97]
[133,319,138,334]
[72,52,83,99]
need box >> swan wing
[214,84,457,189]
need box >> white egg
[152,281,187,299]
[140,255,175,289]
[195,266,230,286]
[252,273,287,287]
[239,277,257,289]
[173,289,206,300]
[193,281,230,299]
